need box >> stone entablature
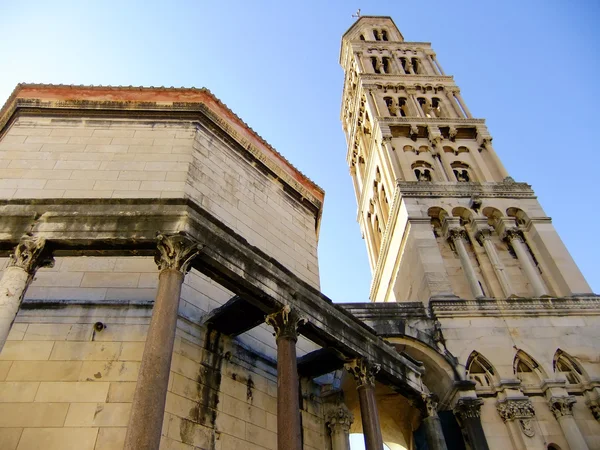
[396,180,535,198]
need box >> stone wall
[0,117,320,288]
[0,302,328,450]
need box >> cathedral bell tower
[340,16,592,303]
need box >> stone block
[94,180,141,191]
[71,170,119,180]
[81,273,140,288]
[92,324,148,342]
[49,342,122,361]
[65,402,131,427]
[159,436,195,450]
[218,433,264,450]
[119,342,145,361]
[35,380,108,403]
[118,170,166,181]
[0,403,69,427]
[0,361,12,381]
[170,354,199,381]
[31,272,84,288]
[79,361,140,382]
[7,361,83,381]
[246,422,276,450]
[215,411,246,439]
[54,160,101,170]
[45,179,96,190]
[107,382,136,403]
[23,323,88,341]
[166,415,212,448]
[0,428,22,450]
[0,382,39,402]
[0,341,54,360]
[92,129,135,138]
[95,427,127,450]
[6,324,28,341]
[16,428,98,450]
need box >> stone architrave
[419,394,449,450]
[549,396,590,450]
[454,398,490,450]
[325,404,354,450]
[0,236,53,350]
[124,232,203,450]
[345,358,384,450]
[265,305,306,450]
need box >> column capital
[155,232,204,273]
[446,227,468,244]
[497,398,536,437]
[475,227,494,246]
[503,227,524,243]
[381,134,393,144]
[8,236,54,274]
[418,393,440,418]
[454,397,484,421]
[587,400,600,421]
[345,358,380,388]
[325,404,354,433]
[265,305,306,342]
[550,396,576,419]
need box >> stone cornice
[431,296,600,318]
[396,180,535,199]
[0,84,324,212]
[362,75,454,84]
[380,116,485,124]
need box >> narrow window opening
[359,34,365,41]
[411,57,420,74]
[381,30,388,41]
[382,57,391,74]
[371,57,381,74]
[373,29,381,41]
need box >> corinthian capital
[454,397,484,421]
[550,396,576,419]
[325,404,354,433]
[155,232,204,273]
[446,227,467,244]
[265,305,306,342]
[419,394,439,418]
[345,358,380,388]
[504,227,524,243]
[497,398,535,422]
[475,227,494,246]
[8,236,54,274]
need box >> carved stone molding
[154,232,204,273]
[475,227,494,246]
[550,396,576,420]
[325,404,354,433]
[7,236,54,275]
[265,305,306,342]
[396,180,535,199]
[454,398,484,421]
[497,398,536,437]
[419,394,439,418]
[345,358,381,388]
[588,401,600,421]
[446,228,467,244]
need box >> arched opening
[349,434,395,449]
[547,444,562,450]
[514,350,547,389]
[466,351,498,388]
[412,161,434,182]
[554,349,586,385]
[451,162,472,182]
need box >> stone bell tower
[340,16,592,303]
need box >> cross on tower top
[352,9,361,18]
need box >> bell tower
[340,16,592,303]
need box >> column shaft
[124,268,184,450]
[276,336,302,450]
[450,231,485,298]
[358,385,384,450]
[508,232,548,297]
[423,415,448,450]
[481,141,510,179]
[454,398,490,450]
[436,147,454,181]
[455,93,472,118]
[0,267,31,349]
[557,415,589,450]
[477,231,515,297]
[331,429,351,450]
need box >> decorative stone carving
[265,305,306,341]
[454,398,484,421]
[475,227,493,246]
[155,232,204,273]
[550,396,576,419]
[325,404,354,432]
[504,227,524,243]
[588,401,600,421]
[420,394,439,418]
[497,398,536,437]
[8,236,54,274]
[446,228,468,246]
[345,358,381,388]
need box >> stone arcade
[0,15,598,450]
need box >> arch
[547,444,562,450]
[482,207,503,227]
[417,145,430,154]
[428,207,450,233]
[554,349,587,385]
[451,161,473,182]
[452,206,473,224]
[466,351,499,388]
[412,161,434,182]
[403,145,414,153]
[506,207,530,227]
[514,350,547,387]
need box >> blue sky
[0,0,598,305]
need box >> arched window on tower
[371,57,382,74]
[554,350,585,386]
[381,30,388,41]
[373,29,381,41]
[382,57,391,74]
[398,97,408,117]
[466,351,497,388]
[359,34,365,41]
[411,57,421,74]
[451,162,473,182]
[412,161,434,182]
[514,350,546,389]
[399,57,410,74]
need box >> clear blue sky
[1,0,598,304]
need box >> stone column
[326,404,354,450]
[550,396,590,450]
[497,398,544,450]
[446,90,465,118]
[454,91,473,118]
[124,233,203,450]
[0,236,53,351]
[346,359,384,450]
[432,55,446,75]
[382,134,412,182]
[478,137,510,180]
[419,395,449,450]
[266,305,305,450]
[446,228,485,298]
[454,398,490,450]
[504,228,548,297]
[475,227,515,297]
